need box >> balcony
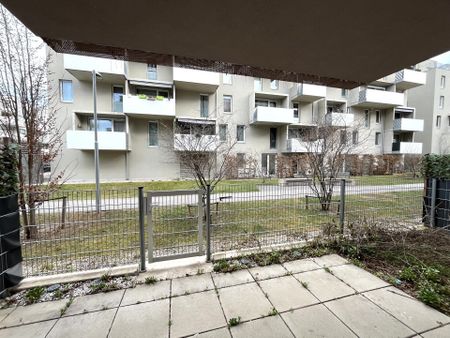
[63,54,125,82]
[122,95,175,117]
[250,106,295,125]
[395,69,426,91]
[325,112,354,127]
[286,138,321,152]
[349,88,404,108]
[66,130,128,151]
[174,134,220,152]
[290,83,326,102]
[391,142,422,154]
[173,67,220,92]
[393,118,424,132]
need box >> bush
[0,143,18,196]
[422,154,450,179]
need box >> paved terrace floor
[0,255,448,338]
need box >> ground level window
[148,121,158,146]
[236,125,245,142]
[375,132,381,145]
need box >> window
[219,124,227,141]
[352,130,359,145]
[236,125,245,142]
[200,95,209,118]
[293,103,299,119]
[60,80,73,102]
[112,86,124,112]
[148,121,158,146]
[436,115,441,128]
[89,118,125,132]
[364,110,370,128]
[270,80,279,90]
[448,116,450,127]
[147,64,157,80]
[114,120,125,132]
[439,96,445,109]
[223,73,232,84]
[255,99,276,107]
[375,110,381,123]
[341,88,348,97]
[254,78,262,91]
[270,128,277,149]
[223,95,232,113]
[136,87,169,99]
[441,75,446,89]
[375,132,381,145]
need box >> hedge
[421,154,450,179]
[0,143,19,196]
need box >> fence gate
[146,189,204,262]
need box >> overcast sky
[431,51,450,64]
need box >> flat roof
[3,0,450,88]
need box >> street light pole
[92,70,101,212]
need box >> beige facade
[49,51,426,182]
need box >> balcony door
[262,153,276,176]
[112,85,124,112]
[270,128,277,149]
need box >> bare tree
[298,114,368,211]
[0,6,64,238]
[404,154,422,178]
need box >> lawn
[351,174,423,186]
[21,189,423,276]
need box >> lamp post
[92,70,102,212]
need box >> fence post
[339,179,346,234]
[430,178,437,228]
[206,184,211,262]
[61,196,67,229]
[138,187,146,271]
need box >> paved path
[40,183,424,212]
[1,254,448,337]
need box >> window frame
[147,64,157,80]
[375,132,381,145]
[236,125,245,143]
[223,95,233,113]
[375,110,381,124]
[200,94,209,118]
[148,121,159,147]
[352,130,359,145]
[59,79,73,103]
[293,103,299,119]
[439,96,445,109]
[364,109,370,128]
[436,115,442,128]
[441,75,446,89]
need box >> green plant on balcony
[137,94,148,100]
[155,95,165,101]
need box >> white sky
[430,51,450,65]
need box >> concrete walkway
[1,254,448,338]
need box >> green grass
[351,174,423,186]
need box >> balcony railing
[391,142,422,154]
[286,138,321,152]
[66,130,128,150]
[63,54,125,80]
[349,88,404,108]
[173,67,220,92]
[290,83,326,102]
[395,69,426,90]
[173,134,220,152]
[250,106,295,125]
[325,112,354,127]
[122,95,175,117]
[393,118,424,132]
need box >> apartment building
[409,60,450,154]
[49,51,426,182]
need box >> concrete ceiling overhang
[3,0,450,89]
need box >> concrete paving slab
[421,324,450,337]
[364,287,450,332]
[312,254,348,267]
[109,298,169,338]
[218,283,272,321]
[0,299,66,328]
[188,327,231,337]
[331,264,390,292]
[47,308,115,338]
[231,315,294,338]
[294,269,355,302]
[282,304,357,338]
[282,258,321,274]
[64,289,124,316]
[0,319,57,338]
[121,280,171,306]
[171,273,214,296]
[326,294,415,338]
[249,264,287,281]
[0,307,15,323]
[259,275,319,312]
[171,290,226,337]
[211,270,254,289]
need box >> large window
[236,125,245,142]
[364,109,370,128]
[219,124,227,141]
[270,128,277,149]
[60,80,73,102]
[200,95,209,118]
[255,99,276,107]
[254,78,262,91]
[270,79,279,90]
[147,64,157,80]
[148,121,159,146]
[223,73,232,85]
[441,75,446,89]
[89,118,125,132]
[223,95,232,113]
[436,115,441,128]
[439,96,445,109]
